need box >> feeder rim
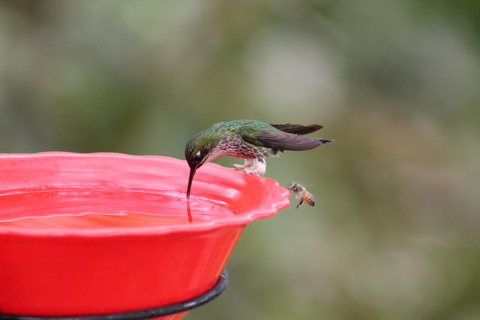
[0,152,290,238]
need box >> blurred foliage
[1,0,480,319]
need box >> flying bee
[287,182,315,210]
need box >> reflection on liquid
[186,200,193,223]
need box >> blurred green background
[1,1,480,319]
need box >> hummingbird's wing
[255,129,332,151]
[269,124,323,135]
[240,122,333,152]
[240,130,331,152]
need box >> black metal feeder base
[0,270,229,320]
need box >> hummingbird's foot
[241,157,266,176]
[243,168,259,176]
[234,158,265,176]
[234,158,254,171]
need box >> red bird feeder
[0,152,289,320]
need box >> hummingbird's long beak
[186,165,197,200]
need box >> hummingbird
[184,120,334,198]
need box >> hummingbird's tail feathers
[319,138,335,144]
[257,129,331,151]
[270,124,323,135]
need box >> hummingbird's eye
[195,151,202,159]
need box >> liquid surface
[0,188,233,229]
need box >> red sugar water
[0,187,234,229]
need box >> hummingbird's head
[184,132,216,199]
[185,141,210,171]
